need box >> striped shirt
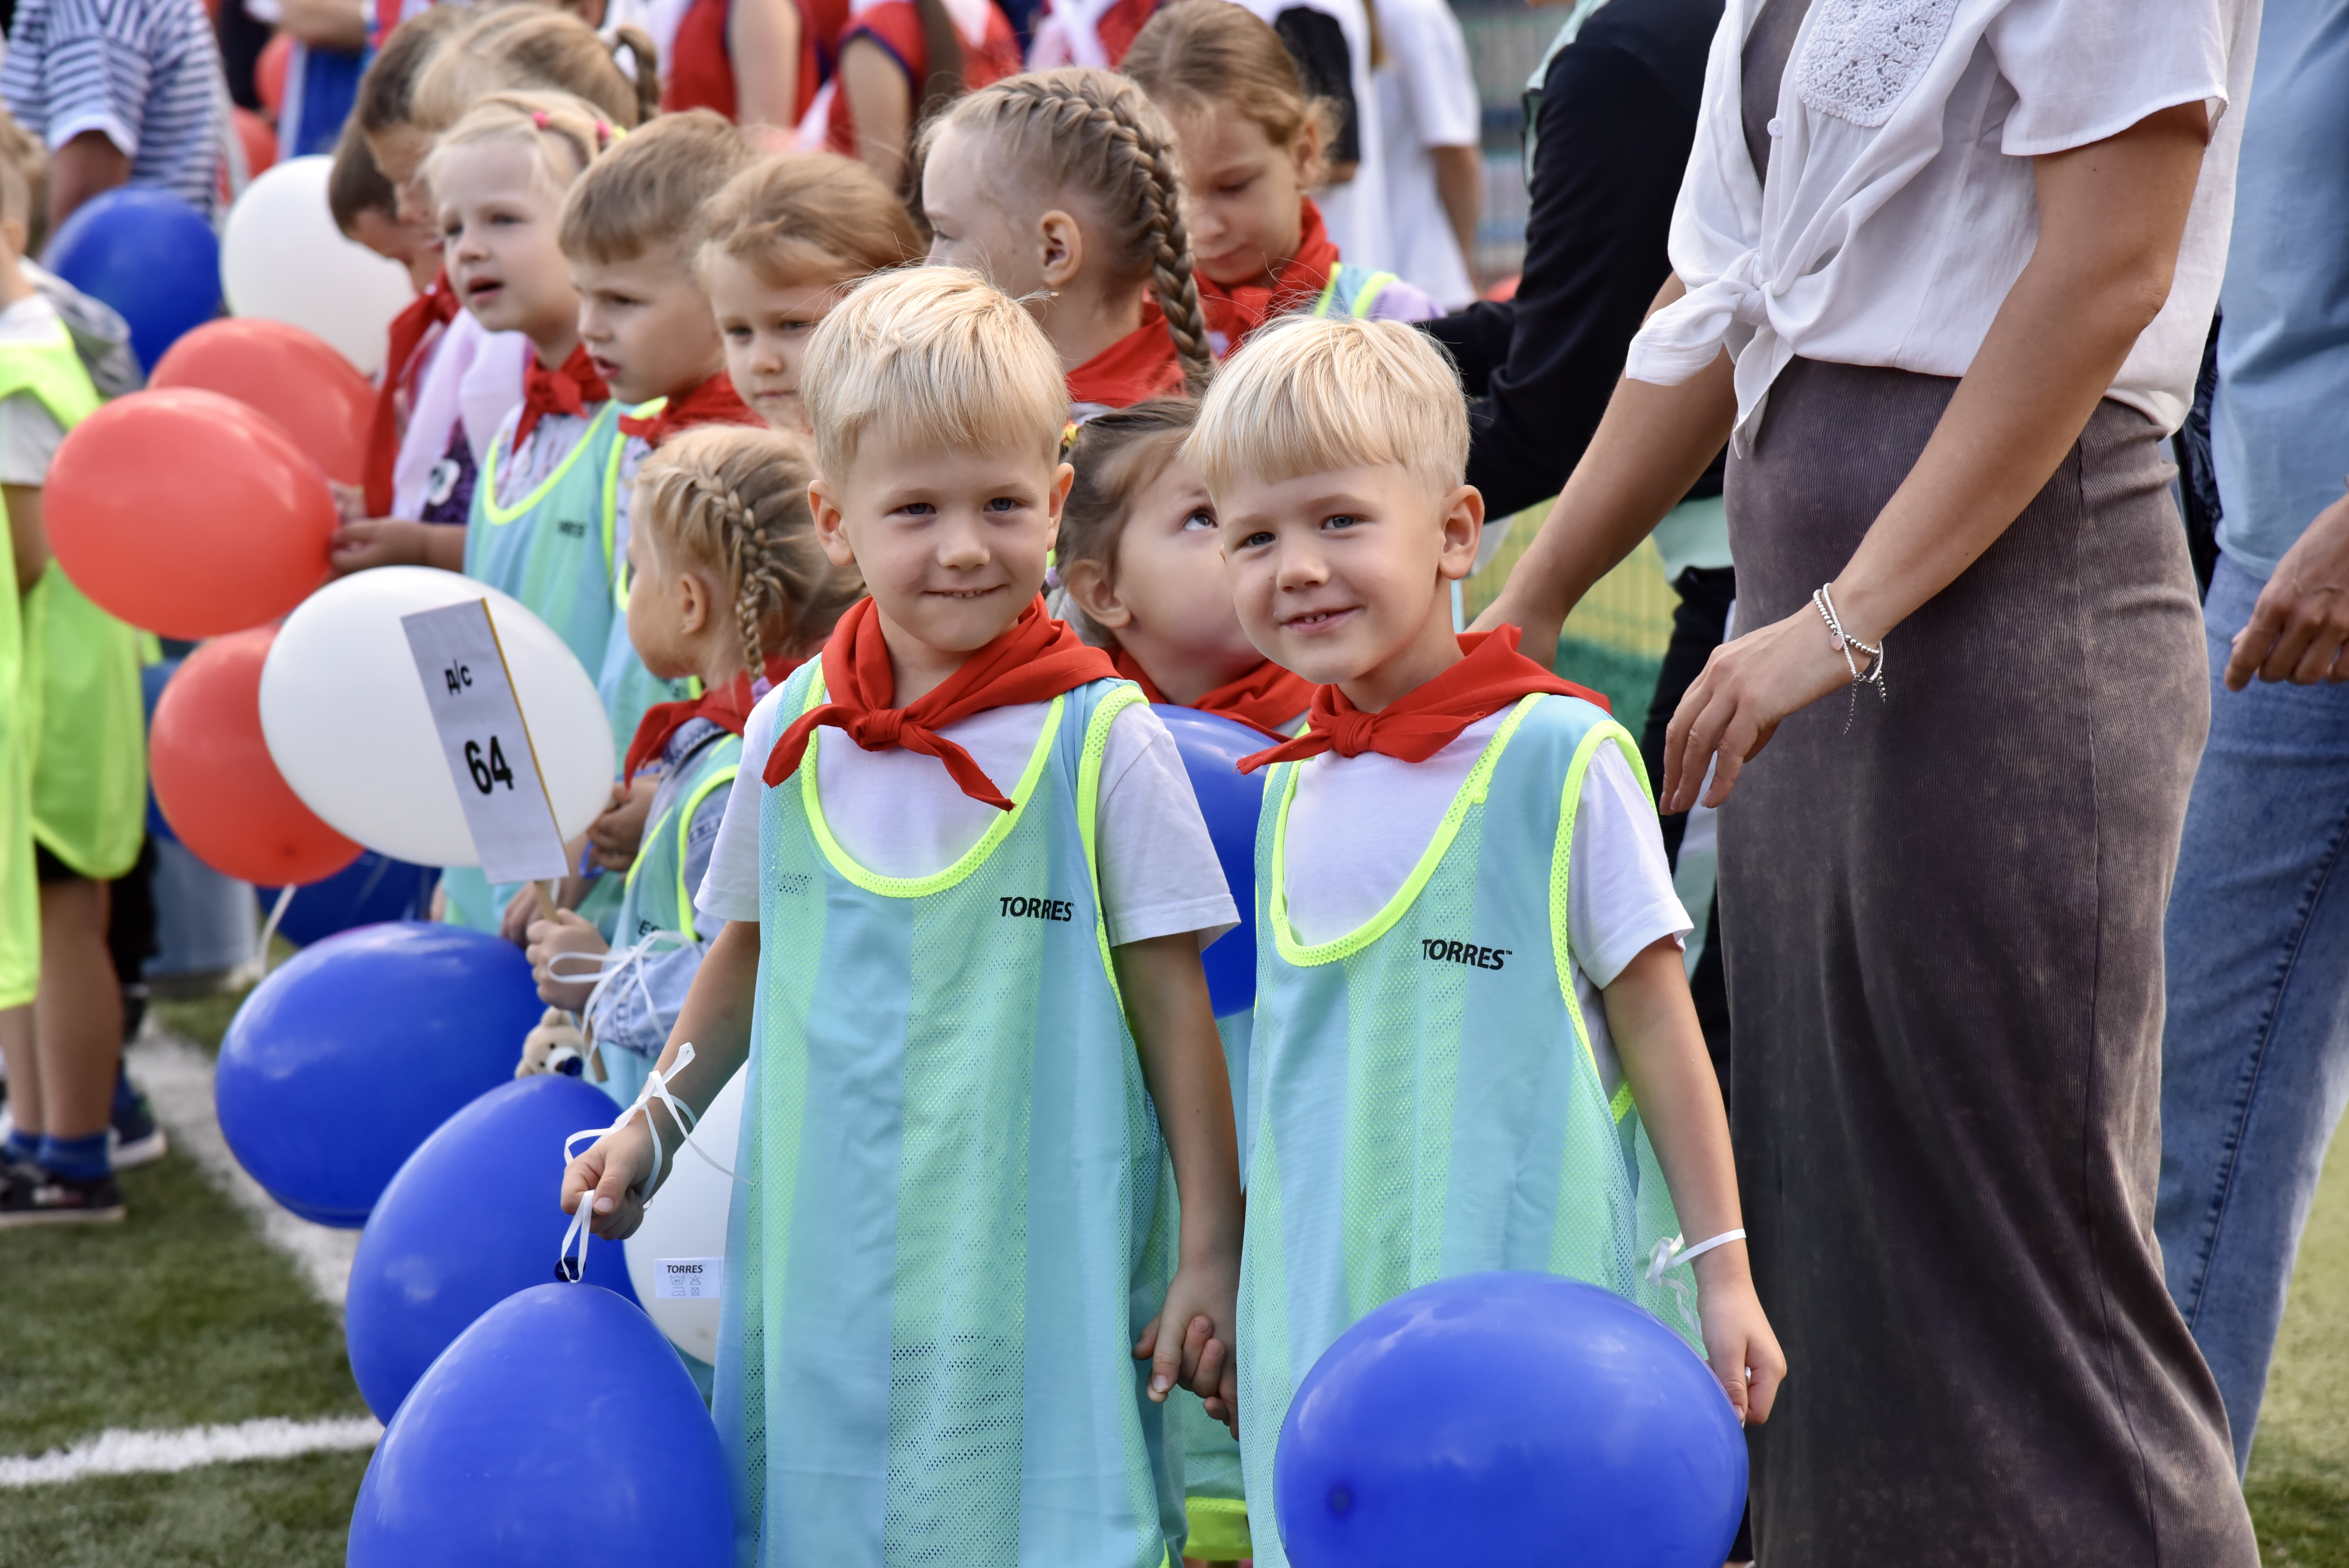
[1,0,225,218]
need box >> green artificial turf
[2247,1125,2349,1563]
[1551,635,1660,746]
[0,1449,371,1568]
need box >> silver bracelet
[1812,584,1886,732]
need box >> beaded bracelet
[1812,583,1886,732]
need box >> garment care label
[400,599,572,885]
[654,1258,724,1299]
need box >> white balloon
[258,567,613,868]
[625,1066,745,1365]
[221,156,413,375]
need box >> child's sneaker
[0,1166,125,1226]
[110,1080,167,1170]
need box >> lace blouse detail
[1796,0,1962,128]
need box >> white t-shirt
[1371,0,1480,309]
[0,294,68,486]
[1282,711,1691,1094]
[697,689,1242,951]
[1628,0,2260,442]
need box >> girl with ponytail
[918,67,1215,415]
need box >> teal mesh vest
[1237,693,1698,1567]
[597,416,695,767]
[1309,263,1404,321]
[716,666,1181,1566]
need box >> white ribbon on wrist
[556,1039,743,1283]
[1644,1228,1748,1285]
[544,929,698,1040]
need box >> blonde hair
[1123,0,1334,185]
[697,152,920,293]
[799,267,1068,483]
[559,109,755,267]
[423,91,616,206]
[1187,315,1467,499]
[1055,399,1196,643]
[922,69,1213,397]
[357,0,515,137]
[0,104,45,234]
[411,7,656,137]
[634,426,864,672]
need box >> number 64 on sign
[400,598,573,887]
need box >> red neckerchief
[363,271,462,515]
[1237,627,1609,773]
[618,371,763,448]
[623,652,806,784]
[1196,198,1341,354]
[1111,649,1315,741]
[1066,301,1189,408]
[514,344,611,449]
[763,595,1117,808]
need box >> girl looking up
[921,68,1215,415]
[1123,0,1437,348]
[698,151,922,436]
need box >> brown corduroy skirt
[1718,356,2258,1565]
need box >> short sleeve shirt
[1,0,226,219]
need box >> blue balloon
[255,854,441,946]
[347,1075,639,1420]
[1153,706,1266,1016]
[349,1282,733,1568]
[44,187,220,372]
[216,922,543,1227]
[1274,1272,1747,1568]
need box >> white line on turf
[0,1416,384,1488]
[125,1028,361,1311]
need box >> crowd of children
[3,0,1779,1561]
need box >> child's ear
[1038,210,1083,290]
[1059,558,1131,631]
[1047,460,1076,525]
[676,567,715,636]
[810,476,858,569]
[1436,483,1484,583]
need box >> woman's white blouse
[1627,0,2260,443]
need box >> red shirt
[663,0,850,121]
[825,0,1022,156]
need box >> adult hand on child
[1694,1248,1787,1427]
[586,776,658,873]
[527,911,608,1012]
[561,1118,658,1241]
[1135,1256,1241,1438]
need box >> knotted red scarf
[1197,198,1343,351]
[514,344,612,449]
[618,371,763,448]
[1236,627,1609,773]
[363,274,462,515]
[1066,301,1189,409]
[763,596,1117,807]
[623,652,807,784]
[1111,649,1316,741]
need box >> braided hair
[920,68,1214,398]
[631,426,864,675]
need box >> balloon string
[547,930,698,1048]
[558,1040,743,1283]
[256,884,296,978]
[1643,1228,1748,1285]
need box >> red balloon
[234,107,277,180]
[151,319,372,484]
[257,34,291,118]
[46,387,337,638]
[151,627,362,887]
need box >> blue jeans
[2158,551,2349,1475]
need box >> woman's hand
[1693,1247,1786,1425]
[561,1117,658,1241]
[587,777,658,873]
[1659,603,1853,812]
[527,911,609,1011]
[2226,491,2349,689]
[1135,1250,1241,1436]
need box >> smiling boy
[561,267,1247,1567]
[1197,316,1784,1568]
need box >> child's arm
[1603,937,1787,1424]
[4,484,49,594]
[560,919,761,1240]
[1113,932,1245,1429]
[329,519,466,576]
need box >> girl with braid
[918,68,1216,418]
[525,423,861,1114]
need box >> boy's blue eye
[1237,530,1274,550]
[1183,509,1216,531]
[1323,513,1361,531]
[985,496,1020,513]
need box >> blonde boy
[1195,316,1785,1564]
[562,268,1246,1566]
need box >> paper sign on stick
[400,599,572,885]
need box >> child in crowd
[524,425,859,1112]
[0,111,144,1226]
[421,91,630,933]
[663,0,848,130]
[562,268,1244,1564]
[828,0,1021,191]
[1124,0,1436,348]
[1192,316,1782,1564]
[920,68,1213,414]
[699,151,921,436]
[410,5,657,144]
[329,122,440,293]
